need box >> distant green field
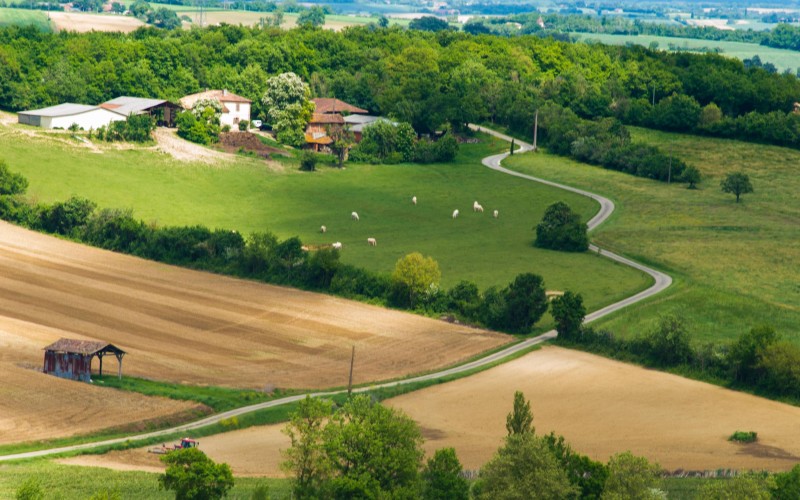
[572,32,800,73]
[0,7,51,31]
[505,129,800,345]
[0,124,649,315]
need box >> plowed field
[0,220,506,441]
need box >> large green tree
[476,433,578,500]
[505,390,534,436]
[601,451,661,500]
[534,202,589,252]
[281,396,333,499]
[699,473,773,499]
[550,291,586,341]
[720,172,754,203]
[262,72,314,147]
[297,6,326,27]
[422,448,469,500]
[502,273,548,333]
[158,448,234,500]
[391,252,442,308]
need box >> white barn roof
[101,96,169,115]
[19,103,99,117]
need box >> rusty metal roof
[43,338,126,355]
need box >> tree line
[1,22,800,150]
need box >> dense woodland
[1,23,800,149]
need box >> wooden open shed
[43,338,126,383]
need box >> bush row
[540,103,691,184]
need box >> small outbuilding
[18,103,125,130]
[43,338,126,383]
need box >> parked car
[251,119,262,129]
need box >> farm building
[101,96,181,127]
[311,97,368,115]
[43,338,126,383]
[305,113,344,151]
[179,89,251,128]
[18,103,126,130]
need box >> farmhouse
[179,89,251,128]
[43,338,126,382]
[18,103,125,130]
[304,98,369,150]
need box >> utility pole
[347,345,355,397]
[533,109,539,151]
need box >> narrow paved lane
[0,126,672,463]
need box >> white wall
[221,102,251,128]
[45,108,124,130]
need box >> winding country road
[0,126,672,463]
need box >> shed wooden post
[116,353,124,380]
[98,352,104,377]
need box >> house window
[236,103,240,112]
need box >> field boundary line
[0,127,672,462]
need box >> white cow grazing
[367,237,377,246]
[493,210,499,218]
[320,225,327,233]
[474,203,484,213]
[473,201,480,211]
[452,209,459,219]
[412,196,417,205]
[332,242,342,250]
[351,212,359,221]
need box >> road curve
[0,126,671,463]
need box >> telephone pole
[347,345,355,397]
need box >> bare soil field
[49,12,145,33]
[0,219,506,388]
[62,346,800,474]
[153,128,235,164]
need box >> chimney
[223,89,228,96]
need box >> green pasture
[572,32,800,73]
[0,126,649,312]
[0,7,51,30]
[505,129,800,344]
[0,460,290,499]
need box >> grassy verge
[0,125,649,312]
[0,460,291,499]
[505,129,800,344]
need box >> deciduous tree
[601,451,661,500]
[392,252,441,308]
[534,202,589,252]
[262,72,314,147]
[282,396,333,499]
[720,172,754,203]
[506,390,534,436]
[158,448,234,500]
[422,448,469,500]
[550,291,585,340]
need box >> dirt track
[62,346,800,474]
[0,221,506,441]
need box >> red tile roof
[180,90,251,110]
[309,113,344,125]
[43,338,126,355]
[312,98,368,115]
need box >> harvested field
[49,12,144,33]
[0,220,507,393]
[388,346,800,472]
[0,321,200,444]
[67,346,800,474]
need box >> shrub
[728,431,757,443]
[238,120,248,131]
[299,150,318,171]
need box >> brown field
[179,11,365,31]
[0,220,506,441]
[49,12,145,33]
[62,346,800,474]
